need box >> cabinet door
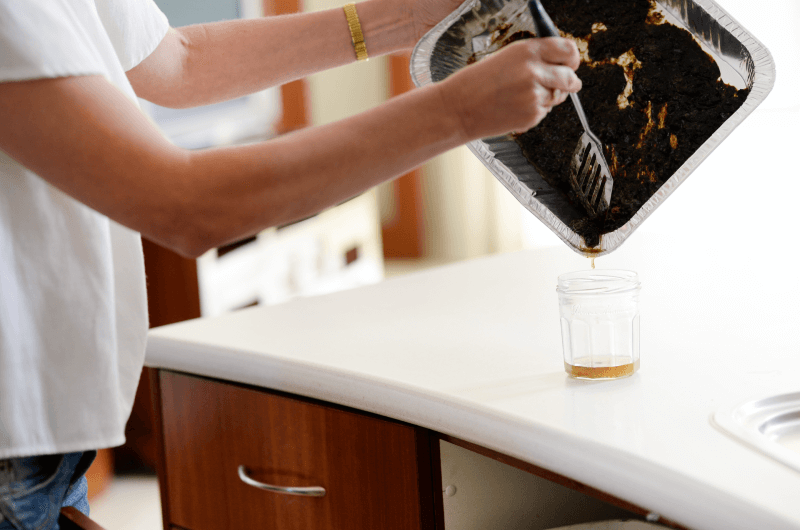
[157,372,435,530]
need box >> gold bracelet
[343,3,368,62]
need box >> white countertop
[147,109,800,530]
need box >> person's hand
[436,37,581,141]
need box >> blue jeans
[0,451,95,530]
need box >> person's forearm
[178,82,461,254]
[1,40,581,258]
[0,75,461,259]
[131,1,414,108]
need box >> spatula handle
[528,0,593,135]
[528,0,559,38]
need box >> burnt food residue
[507,0,749,247]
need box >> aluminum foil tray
[410,0,775,256]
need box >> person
[0,0,581,527]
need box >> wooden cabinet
[153,370,687,530]
[153,371,436,530]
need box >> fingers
[532,85,552,115]
[552,89,568,106]
[531,63,582,93]
[503,42,580,132]
[440,36,582,139]
[533,85,563,108]
[502,39,582,93]
[535,37,582,70]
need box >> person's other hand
[436,37,581,141]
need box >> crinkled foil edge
[410,0,776,256]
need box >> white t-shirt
[0,0,169,459]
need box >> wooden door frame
[382,53,425,259]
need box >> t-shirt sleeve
[0,0,107,82]
[0,0,169,83]
[94,0,170,72]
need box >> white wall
[422,147,526,260]
[611,0,799,252]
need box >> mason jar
[556,270,641,380]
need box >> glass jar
[556,270,641,380]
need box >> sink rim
[712,391,800,474]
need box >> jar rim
[556,269,640,295]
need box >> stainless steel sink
[713,392,800,473]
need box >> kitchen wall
[617,0,798,250]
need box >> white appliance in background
[140,0,282,149]
[196,192,385,318]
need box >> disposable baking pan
[410,0,775,256]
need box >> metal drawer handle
[237,465,326,497]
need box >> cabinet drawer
[158,372,433,530]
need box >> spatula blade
[569,133,613,218]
